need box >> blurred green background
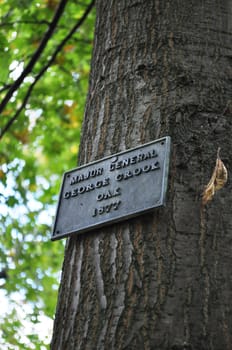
[0,1,95,348]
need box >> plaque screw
[161,141,165,145]
[67,174,70,178]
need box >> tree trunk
[51,1,232,349]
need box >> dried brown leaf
[202,148,228,205]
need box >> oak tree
[51,0,232,349]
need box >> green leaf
[0,0,95,347]
[0,33,10,82]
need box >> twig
[0,83,12,93]
[0,0,68,116]
[0,0,95,139]
[0,19,51,27]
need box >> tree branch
[0,0,68,116]
[0,0,95,140]
[0,19,51,27]
[0,83,12,93]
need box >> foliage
[0,0,95,348]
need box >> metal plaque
[51,136,171,241]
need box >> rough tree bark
[51,1,232,349]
